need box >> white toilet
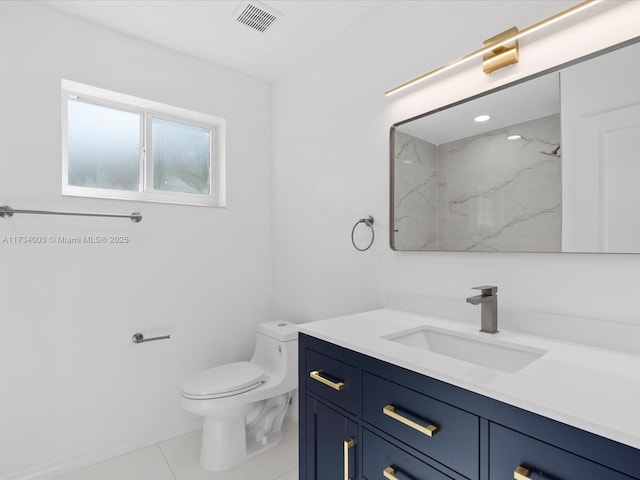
[181,321,298,471]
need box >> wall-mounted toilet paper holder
[132,332,170,343]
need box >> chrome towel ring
[351,215,375,251]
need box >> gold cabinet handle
[383,466,400,480]
[383,405,438,437]
[310,370,345,390]
[514,466,532,480]
[343,437,355,480]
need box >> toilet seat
[181,362,266,400]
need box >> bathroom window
[62,79,225,207]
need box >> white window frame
[61,79,226,207]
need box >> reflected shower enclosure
[393,114,561,252]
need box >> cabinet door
[306,348,360,415]
[362,372,479,479]
[561,40,640,252]
[304,396,358,480]
[490,423,636,480]
[362,428,454,480]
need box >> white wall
[0,3,272,479]
[273,1,640,324]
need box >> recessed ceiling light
[474,115,491,122]
[507,134,522,140]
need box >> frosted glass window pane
[152,118,211,195]
[67,99,141,191]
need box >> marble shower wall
[438,114,561,252]
[393,131,438,250]
[393,114,561,251]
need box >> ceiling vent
[233,1,282,34]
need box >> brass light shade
[483,27,520,74]
[385,0,602,96]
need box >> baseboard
[1,419,202,480]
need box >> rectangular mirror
[391,37,640,253]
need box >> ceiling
[397,71,560,145]
[38,0,382,82]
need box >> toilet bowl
[181,321,298,471]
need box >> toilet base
[200,425,284,471]
[199,392,292,472]
[200,414,246,471]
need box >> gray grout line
[157,443,178,480]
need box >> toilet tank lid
[258,321,298,341]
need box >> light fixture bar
[385,0,602,96]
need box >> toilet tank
[251,321,298,390]
[257,321,298,342]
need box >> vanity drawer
[490,423,636,480]
[362,428,454,480]
[305,348,359,415]
[362,372,479,479]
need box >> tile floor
[53,419,298,480]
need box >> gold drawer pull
[343,437,355,480]
[383,405,438,437]
[383,466,399,480]
[310,370,345,390]
[514,466,532,480]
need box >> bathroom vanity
[298,309,640,480]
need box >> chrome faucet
[466,286,498,334]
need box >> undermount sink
[384,326,547,373]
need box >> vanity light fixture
[483,27,519,74]
[507,134,522,140]
[474,115,491,122]
[384,0,602,96]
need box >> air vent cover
[233,1,282,33]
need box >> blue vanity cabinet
[299,333,640,480]
[304,396,358,480]
[300,343,361,480]
[361,428,456,480]
[489,423,636,480]
[305,348,360,415]
[362,372,479,479]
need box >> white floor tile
[275,469,298,480]
[159,418,298,480]
[52,444,175,480]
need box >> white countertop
[298,308,640,450]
